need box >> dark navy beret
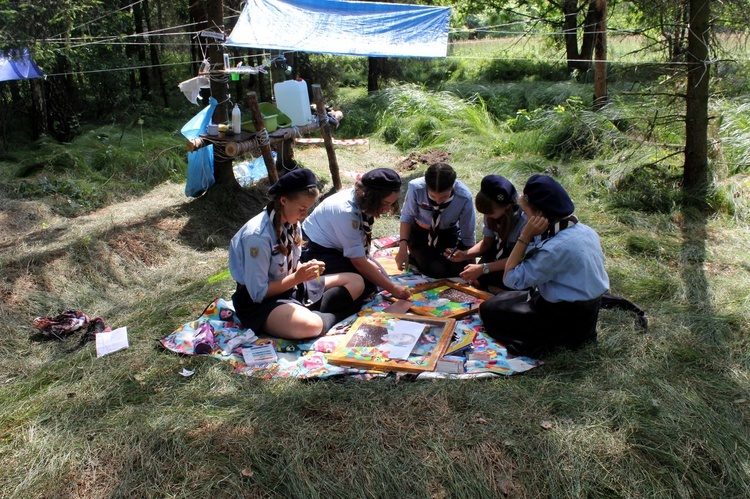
[523,174,574,217]
[480,175,517,204]
[361,168,402,191]
[268,168,317,196]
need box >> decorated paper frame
[326,313,455,373]
[391,280,494,319]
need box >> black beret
[480,175,516,204]
[523,174,574,217]
[268,168,317,196]
[361,168,402,191]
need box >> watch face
[483,265,490,274]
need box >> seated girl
[478,174,610,357]
[301,168,411,301]
[395,163,476,278]
[445,174,526,293]
[229,168,365,340]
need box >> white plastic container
[273,79,313,126]
[231,104,242,134]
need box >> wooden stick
[311,84,342,191]
[247,91,278,184]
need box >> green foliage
[608,163,683,214]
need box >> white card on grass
[96,327,129,358]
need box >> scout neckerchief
[427,190,454,247]
[492,207,521,260]
[539,215,578,242]
[361,212,375,257]
[269,208,297,274]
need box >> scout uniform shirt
[228,210,300,303]
[400,177,476,248]
[504,222,610,303]
[482,209,527,259]
[302,188,368,259]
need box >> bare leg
[323,272,365,301]
[264,303,324,340]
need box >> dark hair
[354,180,400,216]
[266,187,318,254]
[424,163,456,193]
[475,190,519,242]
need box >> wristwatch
[482,263,490,274]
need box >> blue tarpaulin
[226,0,451,58]
[0,49,44,82]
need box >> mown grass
[2,46,750,498]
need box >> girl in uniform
[301,168,411,301]
[229,168,365,340]
[446,174,526,292]
[395,163,476,278]
[479,174,610,357]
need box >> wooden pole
[311,84,342,191]
[247,91,278,183]
[593,0,608,111]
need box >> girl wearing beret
[445,174,527,292]
[479,174,610,357]
[301,168,412,301]
[395,163,476,278]
[229,169,365,340]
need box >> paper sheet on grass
[96,327,129,357]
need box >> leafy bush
[608,163,682,213]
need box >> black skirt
[478,289,601,357]
[407,224,469,278]
[232,278,325,334]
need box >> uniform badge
[496,194,505,202]
[250,247,259,258]
[352,220,359,230]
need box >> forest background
[2,0,750,497]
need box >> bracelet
[399,238,408,244]
[517,237,530,246]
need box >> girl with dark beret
[301,168,412,301]
[479,174,610,357]
[229,168,365,339]
[446,174,527,292]
[395,163,476,278]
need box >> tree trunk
[563,0,598,74]
[206,0,237,187]
[593,0,607,110]
[368,57,382,92]
[683,0,711,198]
[30,78,48,140]
[133,1,152,101]
[188,0,209,76]
[143,0,170,107]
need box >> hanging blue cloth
[181,97,217,197]
[226,0,451,58]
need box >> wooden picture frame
[326,313,455,373]
[390,280,493,319]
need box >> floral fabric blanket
[159,273,542,379]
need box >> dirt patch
[108,229,170,267]
[396,149,452,172]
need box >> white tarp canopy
[226,0,451,58]
[0,49,44,82]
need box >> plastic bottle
[273,79,313,126]
[232,104,242,135]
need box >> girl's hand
[460,264,483,284]
[444,248,465,261]
[295,260,325,282]
[522,215,549,239]
[395,247,409,271]
[391,284,411,300]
